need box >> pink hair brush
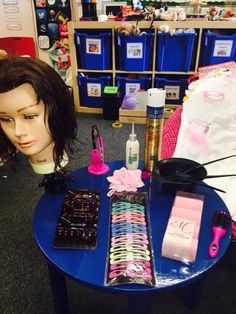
[209,210,231,259]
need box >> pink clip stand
[88,149,109,175]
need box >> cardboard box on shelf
[119,105,179,124]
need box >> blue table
[33,160,232,314]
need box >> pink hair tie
[203,90,225,101]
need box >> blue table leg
[184,278,204,311]
[47,261,70,314]
[127,294,153,314]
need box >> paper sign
[165,85,180,100]
[127,42,143,59]
[86,38,101,55]
[125,83,140,94]
[213,40,233,57]
[87,83,101,97]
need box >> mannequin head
[0,56,77,172]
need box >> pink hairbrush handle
[208,226,227,258]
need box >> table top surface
[33,160,232,294]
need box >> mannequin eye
[0,117,14,123]
[24,114,38,120]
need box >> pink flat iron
[208,210,231,259]
[88,125,109,175]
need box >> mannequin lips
[17,140,36,148]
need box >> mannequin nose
[14,120,27,138]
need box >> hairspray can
[144,88,166,173]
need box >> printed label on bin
[127,42,143,59]
[165,85,180,100]
[87,83,101,97]
[125,83,141,94]
[213,40,233,57]
[86,38,101,55]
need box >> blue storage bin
[201,32,236,66]
[77,75,111,108]
[155,77,188,104]
[75,32,111,70]
[116,76,151,97]
[116,33,154,71]
[156,32,196,72]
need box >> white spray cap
[147,88,166,108]
[129,122,137,141]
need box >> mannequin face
[0,83,53,162]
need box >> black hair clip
[39,170,74,194]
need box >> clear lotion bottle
[126,122,139,170]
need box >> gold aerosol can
[144,88,166,173]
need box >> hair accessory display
[53,189,100,249]
[105,192,156,287]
